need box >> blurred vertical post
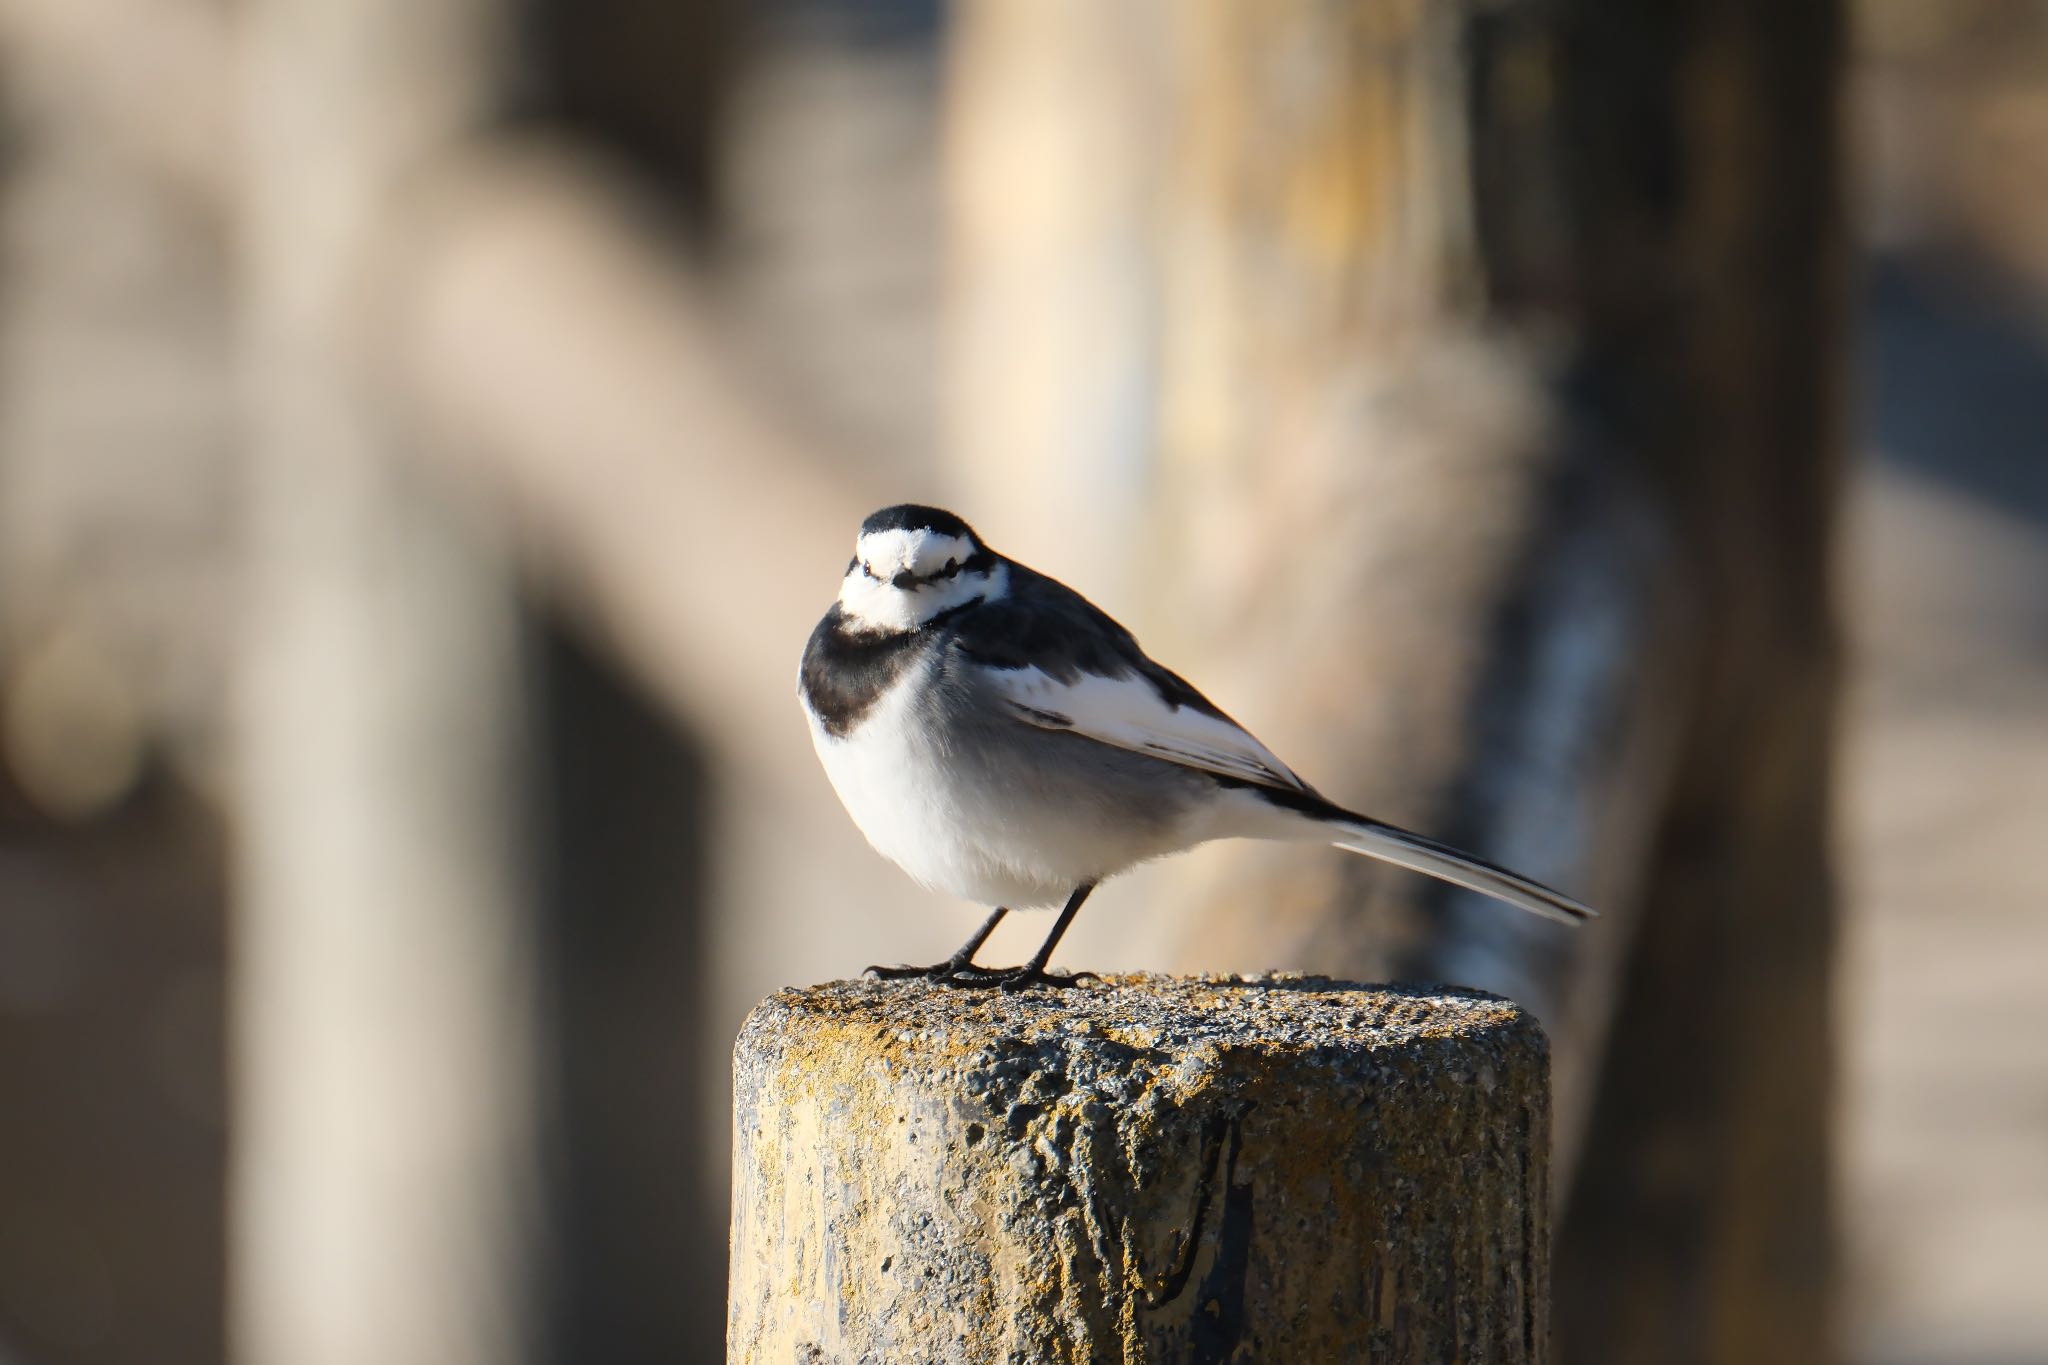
[1546,2,1846,1359]
[943,0,1168,606]
[947,0,1673,1163]
[1134,0,1683,1156]
[946,0,1845,1360]
[234,3,541,1365]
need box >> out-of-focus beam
[0,0,233,204]
[385,139,967,1139]
[391,142,881,770]
[0,0,884,773]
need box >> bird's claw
[863,960,995,986]
[863,962,1100,991]
[994,966,1101,993]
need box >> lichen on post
[728,974,1550,1363]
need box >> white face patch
[839,545,1008,633]
[852,527,975,583]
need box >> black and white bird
[799,504,1594,990]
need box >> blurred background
[0,0,2041,1362]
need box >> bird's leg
[865,904,1009,984]
[990,883,1100,992]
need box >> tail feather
[1327,813,1596,926]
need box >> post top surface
[741,972,1543,1062]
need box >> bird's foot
[988,965,1101,993]
[863,959,995,987]
[862,961,1100,991]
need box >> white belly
[806,674,1120,908]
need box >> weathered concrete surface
[728,974,1550,1364]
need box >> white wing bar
[989,666,1310,793]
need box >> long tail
[1326,811,1595,925]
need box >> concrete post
[729,974,1550,1363]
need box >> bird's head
[838,504,1007,632]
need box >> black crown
[859,504,979,544]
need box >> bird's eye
[943,559,960,578]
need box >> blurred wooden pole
[942,0,1167,604]
[233,2,542,1364]
[945,0,1677,1170]
[1137,0,1680,1153]
[730,976,1551,1363]
[946,1,1844,1360]
[1548,1,1846,1359]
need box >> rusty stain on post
[729,974,1550,1363]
